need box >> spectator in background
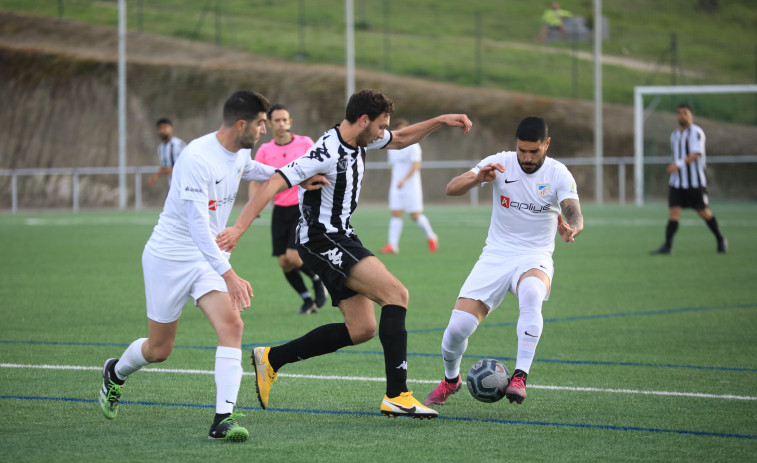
[149,118,186,187]
[538,2,572,42]
[379,118,438,255]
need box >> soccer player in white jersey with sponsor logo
[97,90,325,441]
[148,117,186,187]
[379,118,439,254]
[217,89,472,419]
[424,116,583,406]
[248,103,328,315]
[650,103,726,255]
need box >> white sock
[441,309,479,380]
[388,217,403,248]
[414,214,436,239]
[215,346,243,414]
[515,277,547,374]
[114,337,149,380]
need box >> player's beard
[238,132,260,150]
[518,157,544,174]
[355,126,373,147]
[159,134,170,142]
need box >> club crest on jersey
[208,200,217,211]
[336,157,350,172]
[236,166,243,181]
[537,184,550,198]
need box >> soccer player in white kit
[379,118,438,254]
[97,90,325,441]
[424,116,584,406]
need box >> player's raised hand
[476,163,505,183]
[441,114,473,134]
[557,215,575,242]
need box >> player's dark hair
[515,116,548,143]
[267,103,289,119]
[222,90,271,127]
[344,89,394,123]
[391,118,409,130]
[155,118,172,127]
[677,102,693,112]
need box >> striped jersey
[669,123,707,189]
[158,136,186,168]
[276,125,392,244]
[254,134,315,207]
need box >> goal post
[633,84,757,206]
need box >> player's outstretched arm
[558,198,584,242]
[387,114,472,149]
[446,163,504,196]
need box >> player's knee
[348,321,377,344]
[518,277,547,310]
[146,343,173,363]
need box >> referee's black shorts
[270,204,300,256]
[297,232,373,307]
[668,186,709,210]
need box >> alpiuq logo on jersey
[500,196,551,213]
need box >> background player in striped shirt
[148,117,186,187]
[379,118,438,255]
[216,88,472,419]
[651,103,727,255]
[249,104,327,314]
[424,116,583,407]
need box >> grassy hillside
[1,0,755,112]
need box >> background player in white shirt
[216,89,472,419]
[248,104,327,314]
[379,118,438,254]
[97,90,325,441]
[148,117,186,187]
[424,116,583,407]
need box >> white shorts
[142,249,227,323]
[458,251,553,313]
[389,179,423,213]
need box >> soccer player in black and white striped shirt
[217,89,472,419]
[149,118,187,187]
[651,103,727,254]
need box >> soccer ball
[466,358,510,403]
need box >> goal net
[633,84,757,205]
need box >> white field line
[3,363,755,401]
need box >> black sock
[109,361,125,385]
[379,305,408,398]
[705,217,724,242]
[299,264,318,281]
[445,376,459,383]
[212,412,231,426]
[284,269,309,297]
[664,220,679,248]
[268,323,353,371]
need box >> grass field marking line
[4,363,756,401]
[2,395,756,440]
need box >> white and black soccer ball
[466,358,510,403]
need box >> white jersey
[473,151,578,256]
[388,143,422,186]
[145,132,275,262]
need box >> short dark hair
[222,90,271,127]
[515,116,548,143]
[677,102,693,112]
[267,103,289,119]
[344,89,394,123]
[156,118,172,127]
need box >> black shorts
[668,186,709,210]
[270,205,300,256]
[297,233,373,307]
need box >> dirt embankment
[1,11,754,208]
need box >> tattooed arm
[558,198,584,242]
